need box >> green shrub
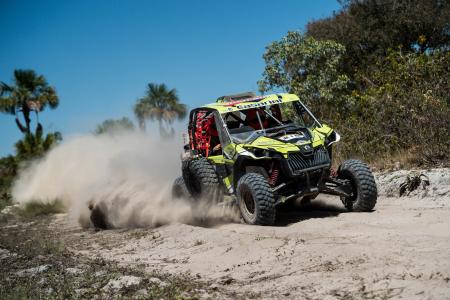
[0,155,17,210]
[338,50,449,165]
[18,200,65,218]
[260,31,449,167]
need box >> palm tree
[15,126,62,160]
[94,117,135,135]
[133,83,187,137]
[133,100,151,131]
[0,69,59,134]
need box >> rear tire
[338,159,377,211]
[182,158,221,202]
[172,176,190,200]
[236,173,276,225]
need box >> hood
[242,126,332,157]
[243,135,310,157]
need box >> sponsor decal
[235,98,283,110]
[278,133,305,141]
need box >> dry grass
[0,217,211,300]
[332,147,449,172]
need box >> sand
[50,168,450,299]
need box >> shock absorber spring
[269,167,279,186]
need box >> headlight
[243,147,274,158]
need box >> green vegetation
[258,31,350,121]
[0,155,17,210]
[134,83,187,138]
[0,69,59,134]
[0,69,63,213]
[260,0,450,167]
[0,69,62,162]
[17,200,65,218]
[15,129,62,161]
[94,117,135,135]
[306,0,450,76]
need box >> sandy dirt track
[53,169,450,299]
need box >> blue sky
[0,0,340,156]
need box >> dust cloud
[12,132,238,228]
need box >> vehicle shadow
[275,199,347,226]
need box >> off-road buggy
[173,92,377,225]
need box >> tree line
[96,83,187,137]
[259,0,449,166]
[0,70,186,156]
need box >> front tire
[338,159,377,211]
[236,173,276,225]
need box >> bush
[338,50,450,165]
[260,31,449,167]
[18,200,65,218]
[0,156,17,210]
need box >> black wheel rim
[240,186,256,215]
[340,173,358,209]
[347,176,358,203]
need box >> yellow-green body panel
[310,124,333,147]
[243,136,299,158]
